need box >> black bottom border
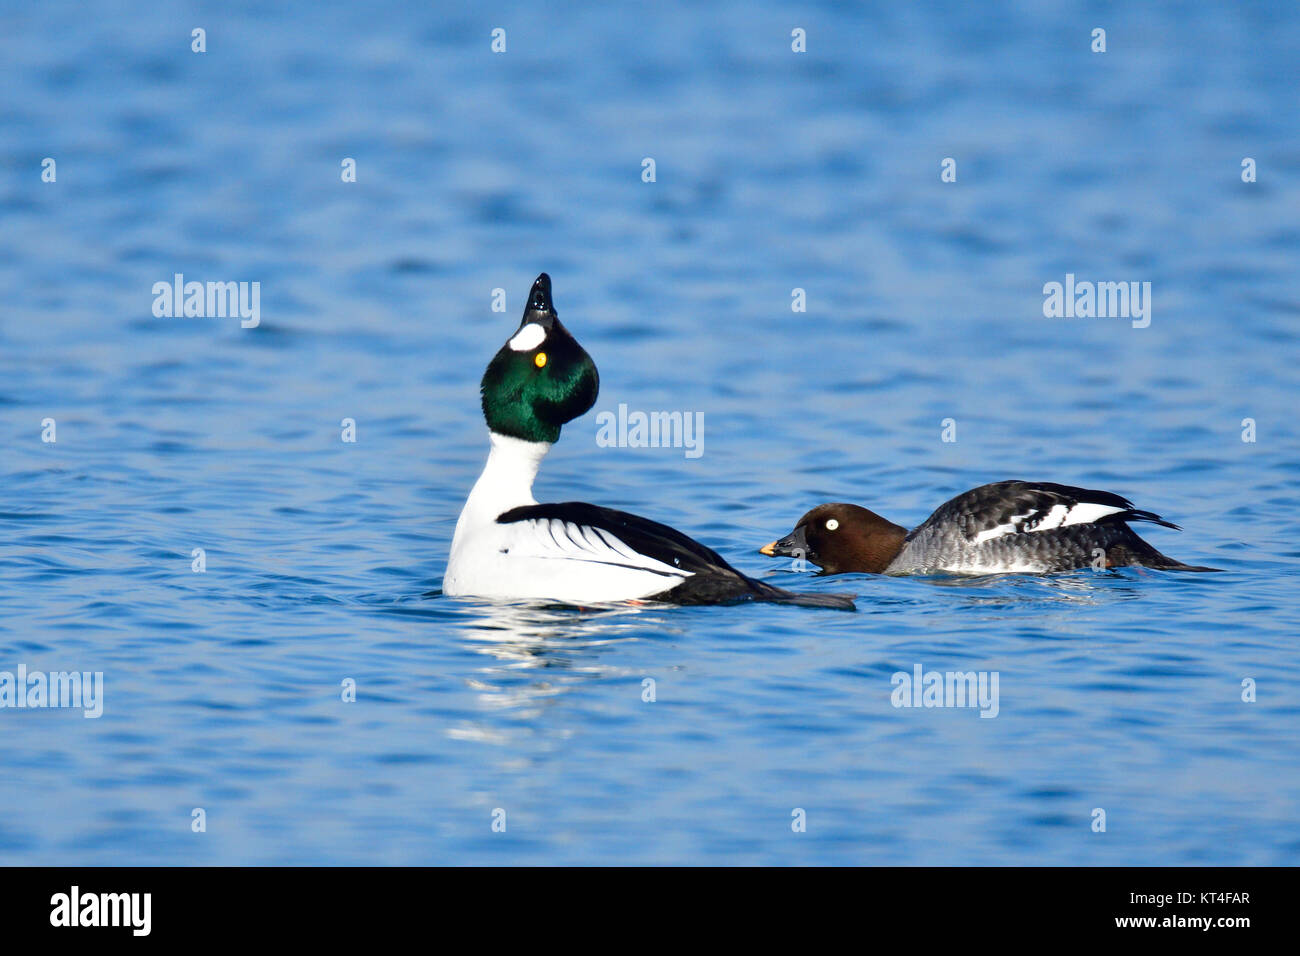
[0,865,1278,941]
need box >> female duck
[760,481,1219,574]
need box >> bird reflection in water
[439,598,680,730]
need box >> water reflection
[440,598,676,725]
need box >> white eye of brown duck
[825,519,839,531]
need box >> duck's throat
[465,431,552,517]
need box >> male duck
[760,481,1220,574]
[444,274,855,608]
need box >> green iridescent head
[480,273,599,444]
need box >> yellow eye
[534,352,547,368]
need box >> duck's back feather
[913,480,1178,544]
[892,481,1219,573]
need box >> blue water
[1,0,1298,865]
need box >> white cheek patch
[508,322,547,352]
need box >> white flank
[508,322,546,351]
[505,518,688,578]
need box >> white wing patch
[508,322,546,351]
[972,501,1126,544]
[501,517,691,578]
[1057,502,1127,526]
[972,514,1035,545]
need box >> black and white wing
[915,480,1180,545]
[495,501,736,580]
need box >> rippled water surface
[1,1,1298,864]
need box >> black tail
[1137,553,1223,572]
[657,573,857,609]
[1108,534,1222,572]
[1098,508,1220,570]
[1118,508,1182,531]
[749,580,858,610]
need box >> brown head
[759,503,908,574]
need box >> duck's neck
[461,431,551,522]
[862,525,908,573]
